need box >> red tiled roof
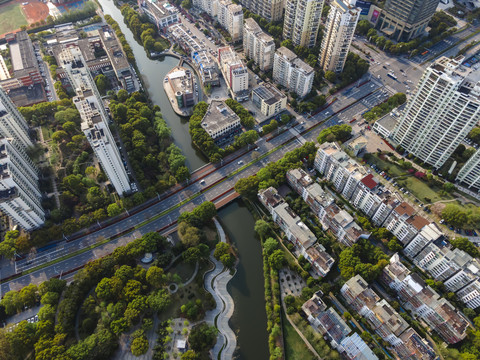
[360,174,378,190]
[395,202,415,217]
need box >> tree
[178,222,201,247]
[181,350,198,360]
[254,220,270,238]
[324,71,336,83]
[220,253,235,268]
[146,266,165,289]
[263,238,278,255]
[147,289,171,313]
[181,0,192,9]
[183,247,201,264]
[95,74,109,95]
[52,130,69,143]
[131,335,149,356]
[442,204,468,227]
[269,249,285,270]
[188,323,218,352]
[0,230,18,259]
[356,19,373,36]
[451,237,480,258]
[214,242,230,260]
[107,203,123,217]
[235,176,260,200]
[280,39,293,50]
[117,89,129,103]
[387,239,403,252]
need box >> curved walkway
[204,218,236,360]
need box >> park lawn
[168,261,196,283]
[395,176,453,203]
[282,311,316,360]
[0,2,28,36]
[364,153,406,177]
[41,125,54,141]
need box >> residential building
[165,66,195,108]
[392,56,480,169]
[339,333,378,360]
[273,47,314,97]
[239,0,284,22]
[322,202,370,246]
[318,0,360,73]
[62,46,131,196]
[218,47,249,101]
[258,187,334,277]
[382,202,430,244]
[0,86,32,149]
[456,148,480,193]
[283,0,324,48]
[303,183,335,220]
[372,111,400,139]
[378,0,441,42]
[286,167,313,195]
[138,0,179,31]
[0,138,44,231]
[216,0,244,42]
[200,100,241,144]
[457,280,480,310]
[341,275,436,358]
[251,84,287,117]
[403,223,445,259]
[243,18,275,71]
[381,254,470,344]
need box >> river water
[97,2,269,358]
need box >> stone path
[204,218,236,360]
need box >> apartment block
[138,0,179,30]
[218,47,249,101]
[339,333,378,360]
[392,56,480,169]
[341,275,436,358]
[382,202,430,244]
[283,0,324,48]
[414,245,471,282]
[0,86,32,149]
[456,280,480,310]
[243,18,275,71]
[200,100,241,144]
[403,223,445,259]
[323,203,370,246]
[62,46,131,196]
[318,0,360,73]
[378,0,440,42]
[456,148,480,192]
[258,187,334,277]
[239,0,284,22]
[194,0,243,41]
[251,84,286,117]
[0,138,44,231]
[381,254,470,344]
[273,47,314,97]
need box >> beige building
[194,0,243,42]
[243,18,275,71]
[201,100,241,144]
[283,0,324,48]
[218,46,249,101]
[318,0,360,73]
[273,47,314,97]
[239,0,284,22]
[251,84,287,117]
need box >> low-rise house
[200,100,241,145]
[339,333,379,360]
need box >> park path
[204,218,236,360]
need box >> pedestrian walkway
[204,218,236,360]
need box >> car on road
[237,160,243,165]
[200,179,206,185]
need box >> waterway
[218,201,269,360]
[99,0,207,170]
[98,2,270,358]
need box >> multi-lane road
[0,78,386,294]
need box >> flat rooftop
[253,84,286,105]
[201,100,240,136]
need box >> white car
[237,160,244,165]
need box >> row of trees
[317,124,352,144]
[105,15,136,64]
[363,93,407,122]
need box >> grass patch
[168,261,195,283]
[364,153,406,177]
[41,126,54,141]
[282,310,316,360]
[395,176,452,203]
[0,2,27,35]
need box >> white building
[243,18,275,71]
[194,0,243,42]
[318,0,360,73]
[283,0,324,48]
[273,47,314,97]
[138,0,179,31]
[200,100,241,143]
[0,86,32,149]
[0,138,44,230]
[340,333,379,360]
[392,56,480,169]
[62,46,131,196]
[251,84,287,117]
[456,148,480,193]
[218,46,249,101]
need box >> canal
[98,2,269,359]
[100,0,207,170]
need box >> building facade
[0,138,44,230]
[0,86,33,149]
[318,0,360,74]
[392,56,480,169]
[283,0,324,48]
[273,47,314,97]
[378,0,440,42]
[243,18,275,71]
[138,0,179,31]
[62,46,132,196]
[200,100,241,144]
[218,47,249,101]
[456,148,480,193]
[251,84,287,117]
[239,0,284,22]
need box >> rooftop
[274,202,317,248]
[287,168,313,188]
[276,46,297,62]
[258,186,284,209]
[360,174,378,190]
[201,100,240,136]
[394,202,415,217]
[252,84,286,105]
[166,66,194,96]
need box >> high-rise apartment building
[194,0,243,42]
[273,47,314,97]
[283,0,324,48]
[239,0,284,22]
[0,86,33,149]
[218,46,249,101]
[0,138,44,230]
[392,56,480,169]
[456,148,480,192]
[318,0,360,74]
[378,0,440,42]
[61,46,131,196]
[243,18,275,71]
